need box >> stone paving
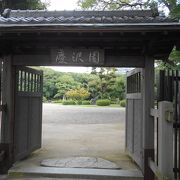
[41,157,119,169]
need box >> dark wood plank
[142,56,155,179]
[12,54,145,67]
[51,48,104,66]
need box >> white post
[158,101,174,180]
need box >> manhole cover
[41,157,120,169]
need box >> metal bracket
[165,110,173,122]
[150,108,159,117]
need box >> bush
[76,100,82,105]
[82,100,91,105]
[110,99,119,104]
[110,100,117,104]
[62,100,76,105]
[65,88,90,101]
[120,99,126,107]
[96,99,110,106]
[53,99,63,103]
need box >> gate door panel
[126,68,143,170]
[14,67,43,161]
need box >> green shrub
[120,99,126,107]
[76,100,82,105]
[96,99,110,106]
[53,99,63,103]
[82,100,91,105]
[62,100,76,105]
[110,100,117,104]
[110,99,119,104]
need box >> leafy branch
[78,0,159,10]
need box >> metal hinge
[173,123,180,129]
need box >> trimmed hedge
[96,99,110,106]
[82,100,91,105]
[53,99,63,103]
[76,100,82,105]
[62,100,76,105]
[111,100,120,104]
[120,99,126,107]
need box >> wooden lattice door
[14,66,43,161]
[126,68,144,170]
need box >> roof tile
[0,9,178,25]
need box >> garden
[40,67,126,107]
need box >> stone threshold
[8,166,143,180]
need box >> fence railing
[150,101,174,180]
[157,70,180,180]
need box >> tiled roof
[0,9,178,25]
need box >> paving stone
[41,157,120,169]
[8,167,143,180]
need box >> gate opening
[10,66,142,174]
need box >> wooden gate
[0,58,8,173]
[157,70,180,179]
[13,66,43,161]
[126,68,144,169]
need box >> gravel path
[43,103,125,124]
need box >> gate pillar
[0,56,14,173]
[142,56,155,179]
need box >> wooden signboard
[51,48,104,66]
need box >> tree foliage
[0,0,49,10]
[170,4,180,18]
[78,0,179,13]
[66,88,90,100]
[36,67,126,102]
[90,67,121,99]
[55,75,81,99]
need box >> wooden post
[142,56,155,179]
[158,101,173,179]
[0,56,14,173]
[150,102,173,180]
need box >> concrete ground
[4,103,139,179]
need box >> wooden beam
[0,23,180,33]
[126,68,142,76]
[12,54,145,67]
[142,56,155,180]
[0,31,179,41]
[126,93,142,99]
